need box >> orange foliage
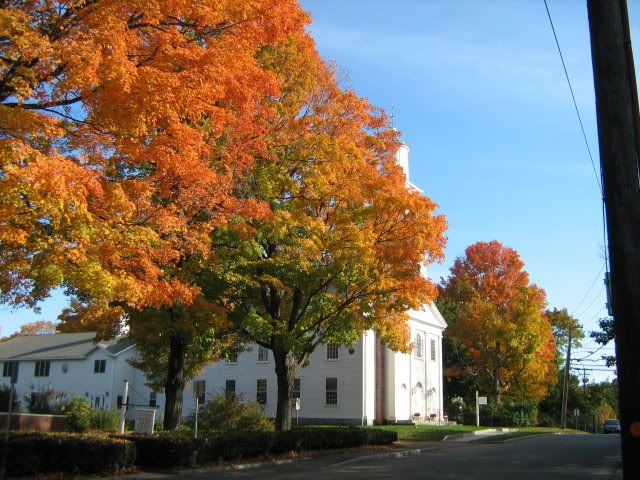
[441,241,556,402]
[0,0,309,318]
[9,320,57,338]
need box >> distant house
[0,332,141,411]
[0,142,447,424]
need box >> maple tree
[212,35,447,431]
[1,0,309,429]
[9,320,58,338]
[440,241,556,403]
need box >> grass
[301,424,590,443]
[366,425,589,442]
[368,424,483,442]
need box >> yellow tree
[213,35,447,430]
[440,241,556,403]
[1,0,309,429]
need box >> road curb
[330,447,435,467]
[442,428,517,443]
[120,456,315,479]
[471,432,551,443]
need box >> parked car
[603,418,621,434]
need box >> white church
[0,143,447,425]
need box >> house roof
[0,332,135,361]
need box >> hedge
[463,401,538,427]
[119,427,398,468]
[1,432,136,477]
[119,432,199,468]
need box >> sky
[1,0,629,381]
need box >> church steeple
[395,142,410,179]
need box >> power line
[573,343,607,361]
[542,0,611,312]
[574,286,606,319]
[543,0,603,193]
[570,263,606,315]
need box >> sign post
[295,398,300,426]
[475,391,487,427]
[192,380,206,439]
[117,380,129,434]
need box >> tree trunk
[273,348,298,431]
[492,344,502,404]
[164,332,187,430]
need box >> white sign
[477,396,488,405]
[574,408,580,417]
[135,408,156,435]
[193,380,206,398]
[295,398,301,411]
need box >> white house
[0,141,447,424]
[183,303,446,425]
[0,332,147,411]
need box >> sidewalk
[442,428,517,442]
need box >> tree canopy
[212,33,447,430]
[440,241,556,402]
[2,0,310,429]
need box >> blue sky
[301,0,624,379]
[2,0,627,380]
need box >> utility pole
[561,330,572,429]
[587,1,640,478]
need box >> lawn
[366,425,588,442]
[369,424,483,441]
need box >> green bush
[90,407,120,432]
[117,426,396,468]
[24,389,66,414]
[0,385,20,412]
[199,393,274,433]
[463,400,538,427]
[54,396,92,432]
[54,396,119,432]
[119,432,198,468]
[1,432,136,477]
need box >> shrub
[272,427,397,452]
[199,393,274,433]
[90,407,120,432]
[54,396,92,432]
[54,396,119,432]
[0,385,20,412]
[24,389,66,414]
[536,412,558,428]
[119,432,198,468]
[1,432,136,477]
[463,400,538,427]
[117,426,396,468]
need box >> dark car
[603,419,621,434]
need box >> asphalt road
[187,434,621,480]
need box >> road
[186,434,620,480]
